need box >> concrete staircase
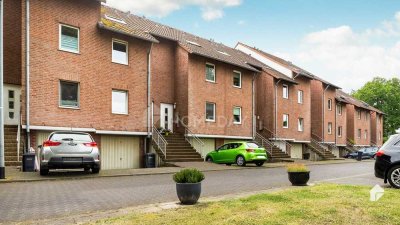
[4,125,22,166]
[153,132,203,163]
[254,133,290,159]
[306,140,336,160]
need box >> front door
[3,85,21,125]
[160,103,174,132]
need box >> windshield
[50,133,93,142]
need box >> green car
[206,142,267,167]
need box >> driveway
[0,161,382,223]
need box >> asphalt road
[0,161,384,223]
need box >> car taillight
[84,142,97,147]
[246,149,254,153]
[43,140,61,147]
[376,149,385,157]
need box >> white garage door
[101,135,140,170]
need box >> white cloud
[106,0,241,21]
[281,12,400,92]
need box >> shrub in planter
[173,169,205,205]
[287,163,310,186]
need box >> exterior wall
[256,71,274,134]
[346,104,355,142]
[377,114,384,146]
[352,107,371,146]
[151,38,176,127]
[4,0,22,85]
[335,103,347,146]
[290,143,303,159]
[21,0,151,133]
[275,76,311,142]
[310,80,336,142]
[192,138,215,158]
[187,55,253,138]
[371,112,384,146]
[174,46,189,126]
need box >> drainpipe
[274,79,282,141]
[322,84,330,143]
[252,72,256,139]
[0,0,5,179]
[146,43,153,154]
[25,0,30,153]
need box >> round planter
[288,172,310,186]
[176,182,202,205]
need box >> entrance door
[3,85,21,125]
[160,103,174,132]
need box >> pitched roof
[236,42,340,89]
[100,5,266,73]
[336,90,385,114]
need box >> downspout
[252,72,256,139]
[322,84,330,143]
[0,0,5,179]
[25,0,30,152]
[146,43,153,154]
[274,79,282,141]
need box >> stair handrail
[312,132,337,151]
[263,126,292,149]
[255,132,273,156]
[152,125,168,159]
[177,116,205,158]
[346,138,361,151]
[310,137,328,155]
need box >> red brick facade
[335,102,347,146]
[371,112,384,146]
[346,105,371,146]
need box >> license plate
[63,157,82,162]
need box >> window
[283,84,289,99]
[233,71,241,88]
[8,90,15,119]
[379,131,381,140]
[112,90,128,114]
[338,126,342,137]
[337,104,342,115]
[206,102,216,122]
[297,90,303,104]
[357,110,361,119]
[328,122,332,134]
[112,39,128,65]
[327,99,332,111]
[283,114,289,128]
[365,112,368,121]
[60,81,79,108]
[59,24,79,53]
[233,107,242,124]
[206,63,216,82]
[357,129,362,139]
[298,118,304,132]
[364,130,368,139]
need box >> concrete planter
[176,182,201,205]
[288,172,310,186]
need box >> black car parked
[375,134,400,189]
[345,147,378,159]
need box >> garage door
[101,135,140,170]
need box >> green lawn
[92,184,400,225]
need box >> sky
[106,0,400,92]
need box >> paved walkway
[1,159,358,183]
[0,161,381,224]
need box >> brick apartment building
[1,0,384,168]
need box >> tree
[352,77,400,138]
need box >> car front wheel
[236,156,246,167]
[388,166,400,189]
[206,157,213,163]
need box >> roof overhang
[97,22,159,43]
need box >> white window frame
[59,80,80,109]
[233,70,242,88]
[357,129,362,139]
[338,126,342,137]
[327,99,332,111]
[283,114,289,128]
[297,90,303,104]
[283,84,289,99]
[337,104,342,115]
[205,102,216,122]
[328,122,332,134]
[298,118,304,132]
[364,130,368,140]
[112,39,129,65]
[357,110,361,120]
[59,24,80,54]
[112,90,128,115]
[233,107,242,124]
[206,63,216,83]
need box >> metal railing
[347,138,361,151]
[177,117,205,158]
[254,132,274,156]
[263,127,292,152]
[312,133,338,152]
[310,137,330,156]
[152,125,168,159]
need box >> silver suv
[39,132,101,175]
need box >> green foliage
[286,163,309,172]
[352,77,400,138]
[173,169,205,183]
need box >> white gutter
[0,0,5,179]
[25,0,30,152]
